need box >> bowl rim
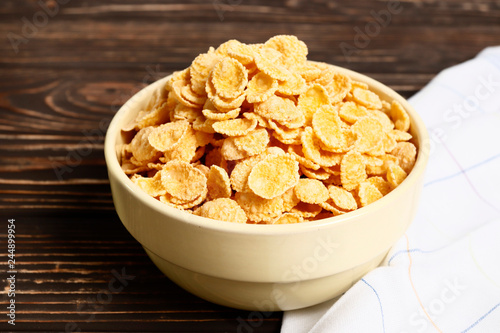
[104,64,430,236]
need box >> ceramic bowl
[104,65,429,311]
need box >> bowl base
[143,247,388,311]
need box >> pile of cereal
[120,35,417,224]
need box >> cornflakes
[121,35,418,224]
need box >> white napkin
[282,46,500,333]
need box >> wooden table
[1,0,498,331]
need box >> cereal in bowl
[120,35,417,224]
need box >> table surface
[1,0,499,332]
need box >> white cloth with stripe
[281,46,500,333]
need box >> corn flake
[206,165,232,200]
[245,72,278,103]
[122,36,417,224]
[387,163,407,188]
[211,57,248,99]
[358,182,383,207]
[328,185,358,211]
[301,127,343,167]
[312,104,348,152]
[391,142,417,173]
[254,95,304,128]
[235,191,284,222]
[338,101,368,124]
[366,176,392,196]
[340,151,367,191]
[248,153,299,199]
[294,178,329,204]
[160,160,207,201]
[391,100,410,132]
[298,84,330,126]
[132,171,166,197]
[212,118,257,136]
[265,35,308,69]
[290,201,323,218]
[271,212,303,224]
[352,87,382,110]
[195,198,247,223]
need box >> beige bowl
[104,65,429,311]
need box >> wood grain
[1,0,499,331]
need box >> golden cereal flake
[318,199,345,216]
[195,198,247,223]
[172,103,202,123]
[254,47,293,81]
[190,49,222,95]
[211,57,248,99]
[254,95,305,128]
[276,71,307,96]
[369,110,394,132]
[382,132,398,153]
[358,182,383,207]
[351,116,385,153]
[391,100,411,132]
[366,176,392,196]
[160,160,207,201]
[387,163,408,188]
[338,101,369,124]
[301,127,343,167]
[135,102,171,130]
[268,120,303,140]
[352,87,382,110]
[351,80,369,90]
[271,212,303,224]
[129,127,161,165]
[287,145,321,170]
[290,201,323,218]
[340,151,367,191]
[205,147,228,171]
[206,165,232,200]
[390,142,417,173]
[227,42,255,65]
[163,186,208,210]
[326,72,352,104]
[212,92,246,111]
[245,72,278,103]
[248,154,300,199]
[388,129,412,142]
[233,128,270,156]
[294,178,329,204]
[297,84,330,126]
[328,185,358,211]
[212,118,258,136]
[230,153,267,193]
[297,62,323,82]
[299,164,331,180]
[193,116,216,134]
[264,35,308,69]
[194,163,210,178]
[312,104,347,152]
[281,187,300,211]
[202,99,241,121]
[229,148,286,193]
[365,154,398,176]
[132,171,167,197]
[147,120,189,152]
[242,112,270,128]
[180,84,206,107]
[162,126,198,163]
[235,191,284,222]
[220,136,250,161]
